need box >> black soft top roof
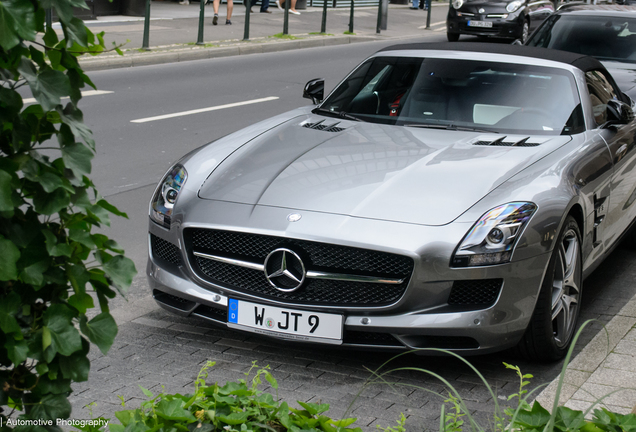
[378,42,606,73]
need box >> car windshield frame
[318,56,583,136]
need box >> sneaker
[212,14,218,24]
[276,0,283,10]
[226,19,232,24]
[289,9,300,14]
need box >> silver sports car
[147,43,636,361]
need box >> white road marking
[418,20,446,29]
[22,90,113,104]
[130,96,280,123]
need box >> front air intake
[302,120,345,133]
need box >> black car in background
[525,4,636,98]
[446,0,554,42]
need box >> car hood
[197,116,571,226]
[602,61,636,99]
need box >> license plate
[468,20,493,28]
[227,299,343,344]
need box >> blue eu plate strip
[228,298,238,323]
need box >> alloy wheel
[550,228,581,348]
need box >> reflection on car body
[446,0,554,42]
[526,3,636,98]
[147,43,636,362]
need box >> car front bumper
[147,200,551,355]
[446,13,524,39]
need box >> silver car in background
[147,43,636,362]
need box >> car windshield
[319,57,583,135]
[526,14,636,63]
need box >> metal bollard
[425,0,431,28]
[244,0,251,40]
[142,0,151,50]
[348,0,354,32]
[197,0,206,44]
[320,0,328,33]
[283,0,290,35]
[376,0,382,33]
[45,9,52,32]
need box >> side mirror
[303,78,324,104]
[606,99,635,125]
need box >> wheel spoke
[550,228,581,348]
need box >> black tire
[447,32,460,42]
[516,216,583,362]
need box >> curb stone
[535,296,636,415]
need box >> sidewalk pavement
[69,0,636,421]
[70,1,450,70]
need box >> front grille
[151,234,182,266]
[193,304,228,322]
[154,290,196,311]
[184,229,413,307]
[448,279,503,306]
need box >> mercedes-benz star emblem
[287,213,302,222]
[263,248,306,292]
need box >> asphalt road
[59,40,636,429]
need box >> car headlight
[150,164,188,228]
[506,0,522,12]
[452,0,464,9]
[451,202,537,267]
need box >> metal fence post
[425,0,431,28]
[320,0,328,33]
[376,0,382,33]
[142,0,151,50]
[197,0,206,44]
[244,0,251,39]
[45,9,52,32]
[348,0,354,32]
[283,0,290,35]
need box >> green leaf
[26,393,72,421]
[0,236,20,281]
[68,293,94,314]
[59,351,90,381]
[0,313,22,335]
[33,187,71,215]
[62,142,94,177]
[67,264,90,293]
[97,199,128,218]
[42,326,52,351]
[79,312,117,355]
[0,3,20,50]
[5,338,29,365]
[513,401,551,429]
[297,401,330,416]
[155,399,197,422]
[0,169,14,211]
[218,412,250,425]
[138,385,154,398]
[555,406,585,431]
[69,228,96,249]
[103,255,136,294]
[58,104,95,150]
[37,376,72,395]
[43,304,82,356]
[64,16,88,46]
[19,259,50,286]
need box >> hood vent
[302,120,346,133]
[473,136,540,147]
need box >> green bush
[111,361,362,432]
[0,0,134,426]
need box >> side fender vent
[473,137,540,147]
[302,120,345,133]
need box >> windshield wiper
[313,107,363,122]
[405,123,498,133]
